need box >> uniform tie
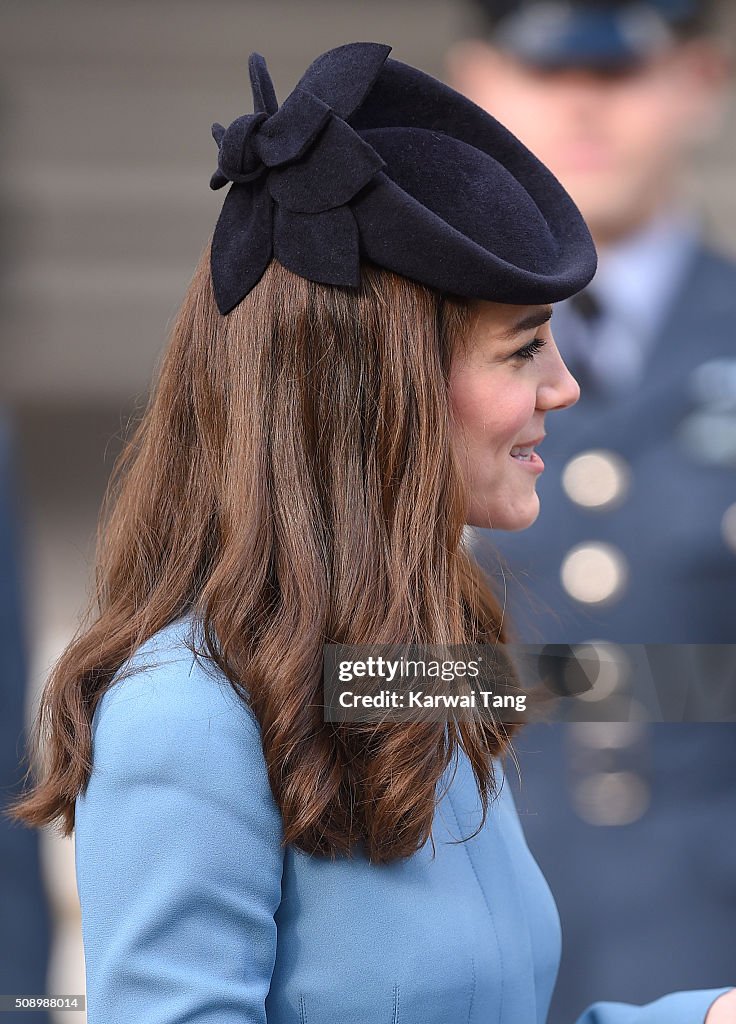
[560,287,646,399]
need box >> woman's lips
[509,434,545,471]
[509,449,544,473]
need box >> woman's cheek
[491,386,533,448]
[449,373,491,438]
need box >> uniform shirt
[73,615,732,1023]
[554,206,700,396]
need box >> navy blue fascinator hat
[209,41,597,316]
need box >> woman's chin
[466,493,541,531]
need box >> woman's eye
[512,336,547,362]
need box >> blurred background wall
[0,2,734,1020]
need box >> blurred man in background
[446,3,736,1022]
[0,412,51,1024]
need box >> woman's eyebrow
[500,306,553,340]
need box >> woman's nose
[538,348,581,411]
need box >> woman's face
[449,299,580,530]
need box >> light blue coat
[74,616,731,1023]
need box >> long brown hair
[6,241,521,864]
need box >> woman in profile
[7,41,734,1024]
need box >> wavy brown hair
[6,241,522,864]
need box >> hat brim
[349,56,597,304]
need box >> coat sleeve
[573,987,734,1024]
[74,648,285,1024]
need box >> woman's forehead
[471,300,554,335]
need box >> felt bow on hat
[209,43,391,315]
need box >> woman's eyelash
[513,336,547,361]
